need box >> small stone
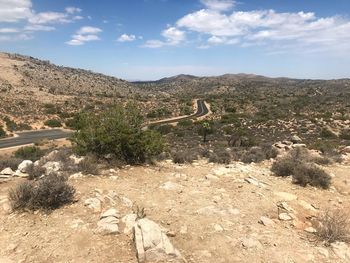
[279,213,292,221]
[259,216,275,226]
[304,227,317,233]
[97,216,120,235]
[100,208,120,219]
[0,168,14,176]
[121,196,133,207]
[205,174,219,180]
[166,230,176,237]
[213,224,224,232]
[242,237,261,249]
[291,135,302,144]
[160,181,182,191]
[84,198,102,213]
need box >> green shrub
[8,173,75,211]
[340,129,350,140]
[3,116,17,132]
[208,150,231,164]
[72,102,165,164]
[0,126,6,138]
[320,128,336,139]
[44,119,62,127]
[271,157,296,177]
[172,150,197,164]
[14,146,45,161]
[177,119,193,127]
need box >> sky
[1,0,350,80]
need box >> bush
[8,173,75,211]
[44,119,62,128]
[242,145,278,164]
[271,157,295,177]
[14,146,45,161]
[172,150,197,164]
[72,102,165,164]
[0,158,22,171]
[77,155,99,175]
[177,119,193,127]
[292,163,331,189]
[26,164,46,180]
[0,126,6,138]
[208,150,231,164]
[320,128,336,139]
[316,209,350,244]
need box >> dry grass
[316,209,350,245]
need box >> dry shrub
[271,157,296,177]
[9,173,75,211]
[316,209,350,245]
[209,150,231,164]
[0,158,22,171]
[172,150,197,164]
[292,163,331,189]
[26,164,46,180]
[77,155,99,175]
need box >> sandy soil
[0,158,349,263]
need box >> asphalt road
[0,100,209,149]
[149,99,209,125]
[0,129,73,149]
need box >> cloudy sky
[1,0,350,80]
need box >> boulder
[342,146,350,154]
[17,160,33,173]
[121,214,137,234]
[97,216,120,235]
[133,218,183,263]
[84,198,102,213]
[101,208,120,219]
[0,168,14,176]
[42,161,61,175]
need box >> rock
[292,144,307,148]
[277,202,295,213]
[331,242,350,260]
[101,208,120,219]
[160,181,182,191]
[121,214,137,234]
[17,160,33,173]
[13,170,28,178]
[317,247,329,258]
[0,168,14,176]
[97,216,120,235]
[69,172,84,179]
[42,161,61,174]
[278,213,292,221]
[244,176,265,188]
[84,198,102,213]
[304,227,317,233]
[69,154,84,164]
[242,237,262,249]
[274,191,298,201]
[121,196,133,207]
[205,174,219,180]
[298,200,317,212]
[133,218,183,263]
[259,216,275,226]
[213,224,224,232]
[291,135,302,144]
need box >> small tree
[72,102,164,164]
[198,121,212,143]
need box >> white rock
[242,237,262,249]
[42,161,61,174]
[69,172,84,179]
[259,216,275,226]
[121,214,137,234]
[160,181,182,191]
[213,224,224,232]
[274,191,298,201]
[13,170,28,178]
[69,154,84,164]
[17,160,33,173]
[84,198,102,213]
[121,196,133,207]
[205,174,219,180]
[133,218,183,263]
[0,168,14,176]
[342,146,350,154]
[101,208,120,219]
[304,227,317,233]
[279,213,292,221]
[97,216,120,235]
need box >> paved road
[0,100,209,149]
[0,129,73,149]
[149,99,209,125]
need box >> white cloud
[77,26,102,35]
[65,7,82,14]
[118,34,136,42]
[28,12,71,24]
[143,27,186,48]
[66,26,102,46]
[174,2,350,53]
[200,0,235,11]
[0,28,20,33]
[0,0,32,22]
[24,24,55,31]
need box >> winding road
[0,100,209,149]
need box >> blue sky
[1,0,350,80]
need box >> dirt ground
[0,158,349,263]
